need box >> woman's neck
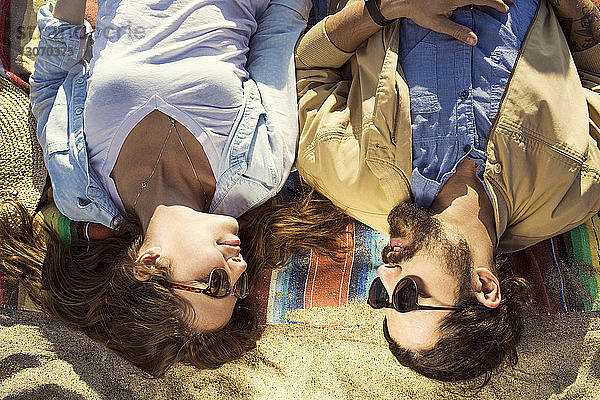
[110,110,217,232]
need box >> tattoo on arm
[549,0,600,52]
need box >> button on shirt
[399,0,538,208]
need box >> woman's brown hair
[0,198,260,377]
[0,184,351,376]
[240,185,351,273]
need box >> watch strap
[364,0,396,26]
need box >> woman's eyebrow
[187,271,212,285]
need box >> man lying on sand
[294,0,600,383]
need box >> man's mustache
[381,244,413,264]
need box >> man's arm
[326,0,513,51]
[549,0,600,51]
[53,0,86,25]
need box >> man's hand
[325,0,512,53]
[380,0,513,45]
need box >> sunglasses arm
[416,305,462,311]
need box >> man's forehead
[385,307,449,351]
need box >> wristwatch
[364,0,396,26]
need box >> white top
[84,0,269,210]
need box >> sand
[1,305,600,399]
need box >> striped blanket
[252,222,386,325]
[510,214,600,314]
[248,174,600,326]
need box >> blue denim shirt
[30,1,310,227]
[399,0,538,208]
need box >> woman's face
[139,205,248,331]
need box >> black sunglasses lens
[368,277,389,309]
[392,278,418,312]
[209,269,230,297]
[234,271,249,299]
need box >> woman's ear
[472,267,501,308]
[133,247,161,281]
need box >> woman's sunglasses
[157,268,249,299]
[368,276,461,312]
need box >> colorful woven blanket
[246,174,600,326]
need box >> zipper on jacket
[484,0,543,152]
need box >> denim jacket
[30,1,310,227]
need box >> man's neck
[429,159,497,264]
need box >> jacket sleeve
[246,0,311,186]
[295,16,357,144]
[295,17,354,97]
[29,4,93,144]
[549,0,600,74]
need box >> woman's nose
[226,255,247,284]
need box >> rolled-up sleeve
[246,0,311,191]
[30,4,93,123]
[295,17,354,69]
[573,43,600,75]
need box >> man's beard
[383,202,473,283]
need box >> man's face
[378,202,472,351]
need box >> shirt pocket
[37,36,79,70]
[489,47,515,119]
[400,42,441,114]
[42,88,71,153]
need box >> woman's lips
[219,238,241,246]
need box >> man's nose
[377,264,402,293]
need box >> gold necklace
[132,117,209,210]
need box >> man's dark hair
[384,255,533,385]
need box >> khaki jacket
[295,0,600,252]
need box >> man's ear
[472,267,501,309]
[133,246,161,281]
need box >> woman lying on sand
[0,0,312,376]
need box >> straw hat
[0,74,47,213]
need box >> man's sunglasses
[368,276,462,312]
[157,268,249,299]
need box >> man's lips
[390,238,408,248]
